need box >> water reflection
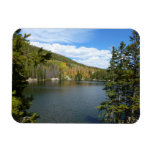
[29,80,105,87]
[23,80,106,123]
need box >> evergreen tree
[75,71,82,81]
[12,29,39,123]
[97,30,140,123]
[12,29,29,96]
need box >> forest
[22,44,108,81]
[12,29,140,123]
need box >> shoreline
[26,77,107,83]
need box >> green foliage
[90,70,108,81]
[12,91,40,123]
[22,113,40,123]
[12,29,43,123]
[12,29,29,96]
[97,30,140,123]
[75,71,82,81]
[20,43,107,81]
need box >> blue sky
[21,29,132,69]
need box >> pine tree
[12,29,30,96]
[75,71,82,81]
[12,29,39,123]
[97,30,140,123]
[125,30,140,122]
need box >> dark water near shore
[23,80,107,123]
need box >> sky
[21,29,133,69]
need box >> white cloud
[30,41,112,69]
[22,29,93,44]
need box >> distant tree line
[21,44,108,81]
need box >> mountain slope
[23,44,108,81]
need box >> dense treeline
[97,30,140,123]
[20,41,108,81]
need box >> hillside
[22,44,108,81]
[29,45,102,69]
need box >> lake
[23,80,107,123]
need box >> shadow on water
[85,116,101,123]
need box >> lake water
[23,80,107,123]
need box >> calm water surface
[23,80,107,123]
